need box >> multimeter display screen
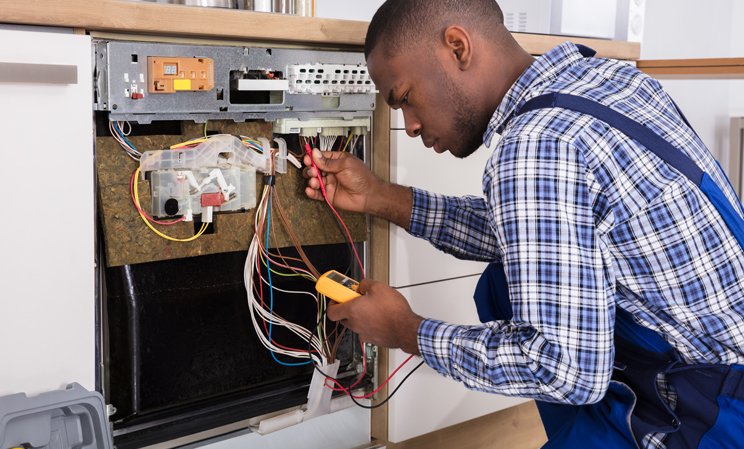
[327,271,358,291]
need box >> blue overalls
[472,45,744,449]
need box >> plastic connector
[303,359,340,422]
[287,154,302,170]
[273,137,288,174]
[257,138,273,174]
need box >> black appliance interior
[103,240,368,449]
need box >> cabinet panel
[0,30,94,397]
[389,129,496,287]
[387,277,527,443]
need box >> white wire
[109,120,141,160]
[244,186,327,366]
[118,120,132,136]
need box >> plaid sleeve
[408,188,502,262]
[416,135,615,405]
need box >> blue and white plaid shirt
[409,42,744,448]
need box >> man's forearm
[366,182,413,230]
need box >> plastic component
[235,79,290,91]
[139,135,269,218]
[149,166,256,219]
[139,135,242,175]
[201,192,223,207]
[256,409,304,435]
[288,63,375,95]
[0,383,112,449]
[253,359,342,435]
[148,56,214,94]
[164,198,179,215]
[273,117,371,136]
[316,270,361,303]
[273,137,288,174]
[303,359,341,422]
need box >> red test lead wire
[305,144,365,278]
[306,144,418,402]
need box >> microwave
[498,0,646,43]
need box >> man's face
[368,46,487,159]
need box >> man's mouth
[424,138,444,154]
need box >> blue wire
[266,194,312,367]
[113,122,138,152]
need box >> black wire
[306,311,424,410]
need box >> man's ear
[443,26,473,71]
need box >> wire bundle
[117,119,421,405]
[244,146,349,368]
[110,121,142,160]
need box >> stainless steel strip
[0,62,78,84]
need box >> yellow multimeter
[316,270,361,303]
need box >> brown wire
[272,187,321,279]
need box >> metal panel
[94,40,376,123]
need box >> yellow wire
[133,167,208,242]
[258,251,316,281]
[341,134,353,152]
[204,119,208,138]
[170,137,209,149]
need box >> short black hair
[364,0,505,59]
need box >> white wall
[642,0,744,174]
[730,1,744,118]
[315,0,384,21]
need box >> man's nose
[403,109,422,138]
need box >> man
[303,1,744,447]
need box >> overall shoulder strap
[514,92,744,252]
[516,93,704,186]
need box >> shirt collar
[483,42,589,146]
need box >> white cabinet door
[387,276,527,443]
[0,30,95,397]
[389,121,496,287]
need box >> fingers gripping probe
[306,144,329,198]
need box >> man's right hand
[302,148,414,229]
[302,149,381,214]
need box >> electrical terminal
[273,117,371,137]
[287,154,302,169]
[320,127,344,137]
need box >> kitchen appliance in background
[498,0,646,43]
[245,0,310,14]
[163,0,238,8]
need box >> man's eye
[402,94,408,103]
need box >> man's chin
[449,138,483,159]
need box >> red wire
[304,143,417,399]
[325,346,415,399]
[130,170,185,226]
[305,144,366,277]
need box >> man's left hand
[326,278,423,355]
